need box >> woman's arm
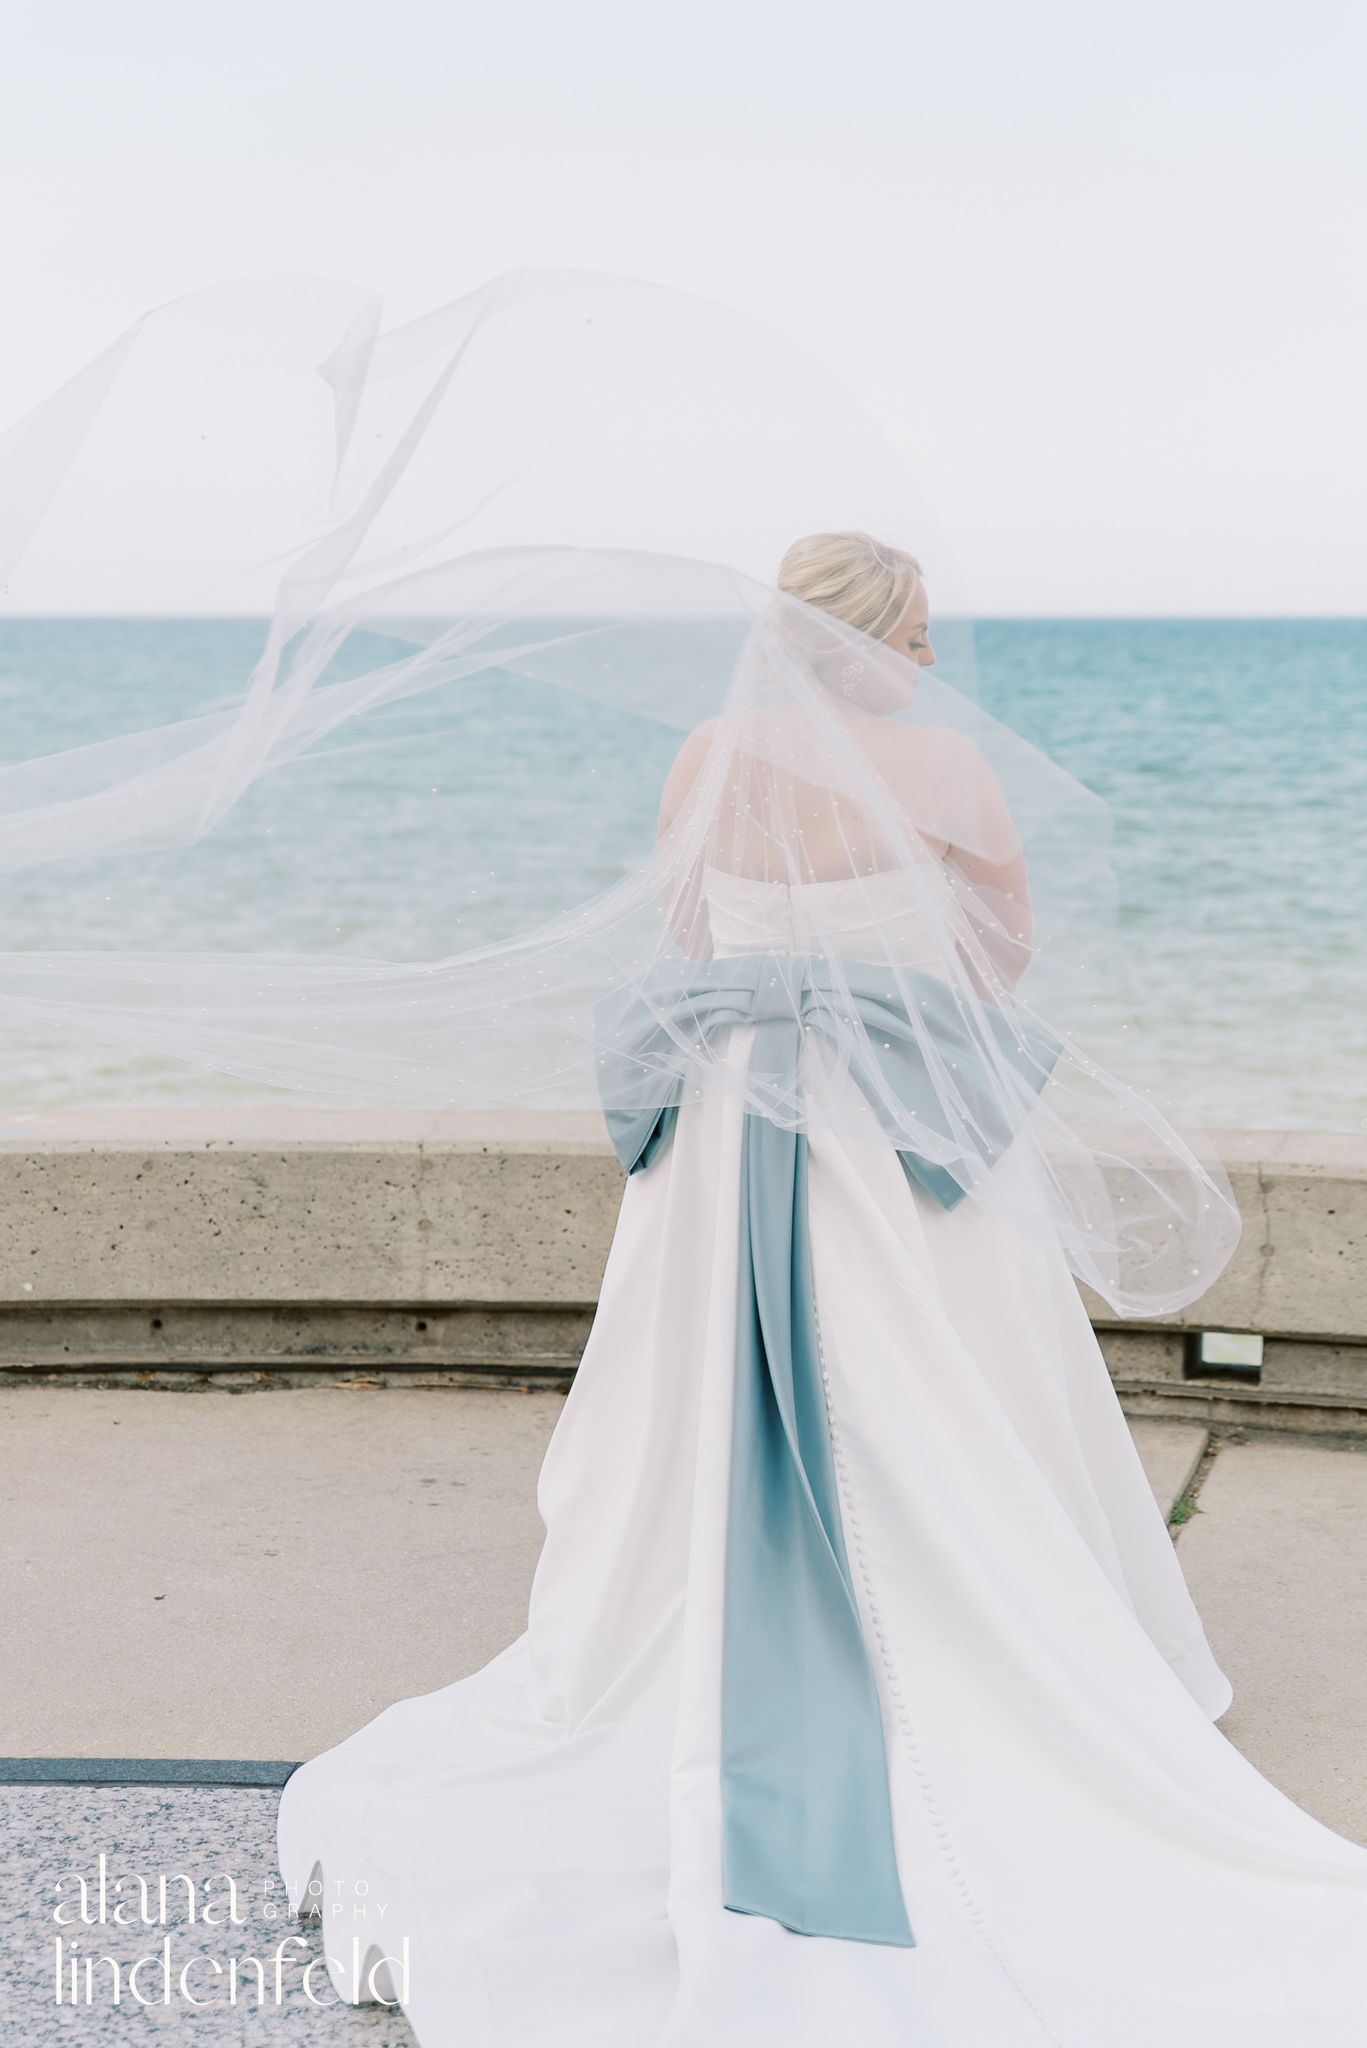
[943,760,1033,989]
[876,723,1033,988]
[656,721,719,958]
[945,850,1033,990]
[657,721,717,840]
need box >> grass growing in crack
[1169,1495,1202,1527]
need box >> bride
[1,266,1362,2042]
[278,529,1367,2045]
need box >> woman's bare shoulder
[666,717,721,782]
[871,720,991,777]
[658,719,722,832]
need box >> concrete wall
[0,1111,618,1386]
[1,1112,1363,1427]
[1084,1131,1367,1433]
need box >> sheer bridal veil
[0,269,1238,1314]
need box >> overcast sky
[1,0,1362,614]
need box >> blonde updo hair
[777,531,922,641]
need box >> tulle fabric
[0,269,1237,1313]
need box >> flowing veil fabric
[3,271,1366,2040]
[0,270,1235,1313]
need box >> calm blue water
[975,620,1367,1130]
[0,618,1363,1128]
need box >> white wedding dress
[279,868,1367,2045]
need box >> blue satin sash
[596,956,1056,1946]
[725,1111,912,1942]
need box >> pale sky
[1,0,1362,615]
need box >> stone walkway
[0,1387,561,1762]
[2,1387,1366,2041]
[1177,1432,1367,1844]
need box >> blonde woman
[283,529,1367,2047]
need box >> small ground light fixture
[1182,1330,1264,1385]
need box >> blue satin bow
[597,954,1056,1208]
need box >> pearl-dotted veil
[0,270,1238,1313]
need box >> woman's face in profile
[882,587,935,667]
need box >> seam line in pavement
[1169,1431,1229,1538]
[0,1758,300,1787]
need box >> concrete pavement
[3,1390,1367,2046]
[0,1387,562,1761]
[4,1392,1365,1854]
[0,1398,1203,1765]
[1178,1434,1367,1844]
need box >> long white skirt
[279,1044,1367,2044]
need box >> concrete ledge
[1080,1131,1367,1341]
[0,1303,592,1385]
[1100,1329,1367,1437]
[0,1109,620,1306]
[1082,1133,1367,1429]
[2,1116,1364,1423]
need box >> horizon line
[0,611,1363,626]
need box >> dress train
[279,1040,1367,2044]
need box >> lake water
[0,617,1362,1130]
